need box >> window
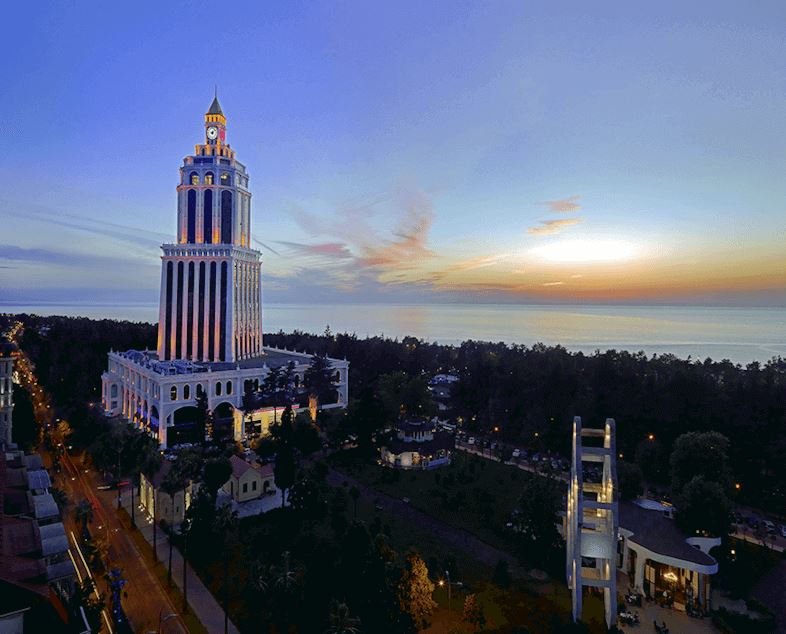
[204,171,214,185]
[226,381,232,395]
[190,172,199,185]
[203,190,213,243]
[170,386,177,401]
[252,480,257,491]
[196,383,203,397]
[183,384,190,400]
[242,482,248,493]
[220,172,231,186]
[220,191,232,243]
[215,382,222,396]
[187,190,197,243]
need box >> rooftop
[113,346,346,376]
[619,501,717,567]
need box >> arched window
[187,190,197,243]
[215,382,222,396]
[190,172,199,185]
[203,190,213,243]
[184,384,191,400]
[220,172,231,186]
[204,172,214,185]
[110,384,118,398]
[226,381,233,395]
[196,383,203,397]
[221,191,232,243]
[170,386,177,401]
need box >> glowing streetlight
[647,433,655,441]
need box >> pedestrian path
[123,494,240,634]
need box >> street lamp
[158,609,178,633]
[444,570,451,614]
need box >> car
[780,525,786,538]
[402,497,410,504]
[511,449,521,458]
[375,503,384,511]
[468,437,475,445]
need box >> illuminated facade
[0,336,16,446]
[565,416,618,629]
[101,97,349,447]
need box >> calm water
[2,302,784,364]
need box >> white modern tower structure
[102,97,349,447]
[566,416,618,630]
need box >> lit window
[205,172,214,185]
[190,172,199,185]
[170,386,177,401]
[220,172,231,186]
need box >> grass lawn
[331,450,537,554]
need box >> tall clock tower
[156,95,263,363]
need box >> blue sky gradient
[2,1,785,306]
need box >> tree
[274,444,297,508]
[463,594,486,633]
[325,601,361,634]
[74,499,94,541]
[510,475,563,569]
[262,366,283,423]
[305,353,335,409]
[241,380,258,439]
[398,553,437,629]
[349,486,360,520]
[213,504,239,634]
[670,431,732,493]
[160,464,187,584]
[675,476,732,536]
[195,390,210,446]
[202,457,232,500]
[617,461,644,501]
[375,372,435,422]
[492,559,511,588]
[288,471,327,521]
[68,579,105,633]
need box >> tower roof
[207,95,224,116]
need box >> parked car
[780,525,786,538]
[511,449,521,458]
[468,437,475,445]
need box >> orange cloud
[539,195,582,213]
[527,218,582,235]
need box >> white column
[169,260,179,360]
[192,260,201,359]
[634,552,646,593]
[180,262,189,359]
[156,259,168,358]
[214,260,222,361]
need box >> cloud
[0,243,154,270]
[541,281,565,286]
[275,241,354,260]
[358,190,435,274]
[527,217,583,236]
[539,195,582,213]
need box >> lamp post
[445,569,452,614]
[181,519,191,613]
[158,609,177,633]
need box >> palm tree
[160,466,184,584]
[213,505,239,634]
[325,601,361,634]
[74,499,94,540]
[262,366,283,424]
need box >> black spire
[207,90,224,116]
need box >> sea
[1,302,784,365]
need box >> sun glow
[530,238,640,263]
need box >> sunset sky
[2,1,785,307]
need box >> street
[54,446,188,634]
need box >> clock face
[207,126,219,140]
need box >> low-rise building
[223,455,274,502]
[380,419,453,469]
[139,460,199,527]
[617,499,719,612]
